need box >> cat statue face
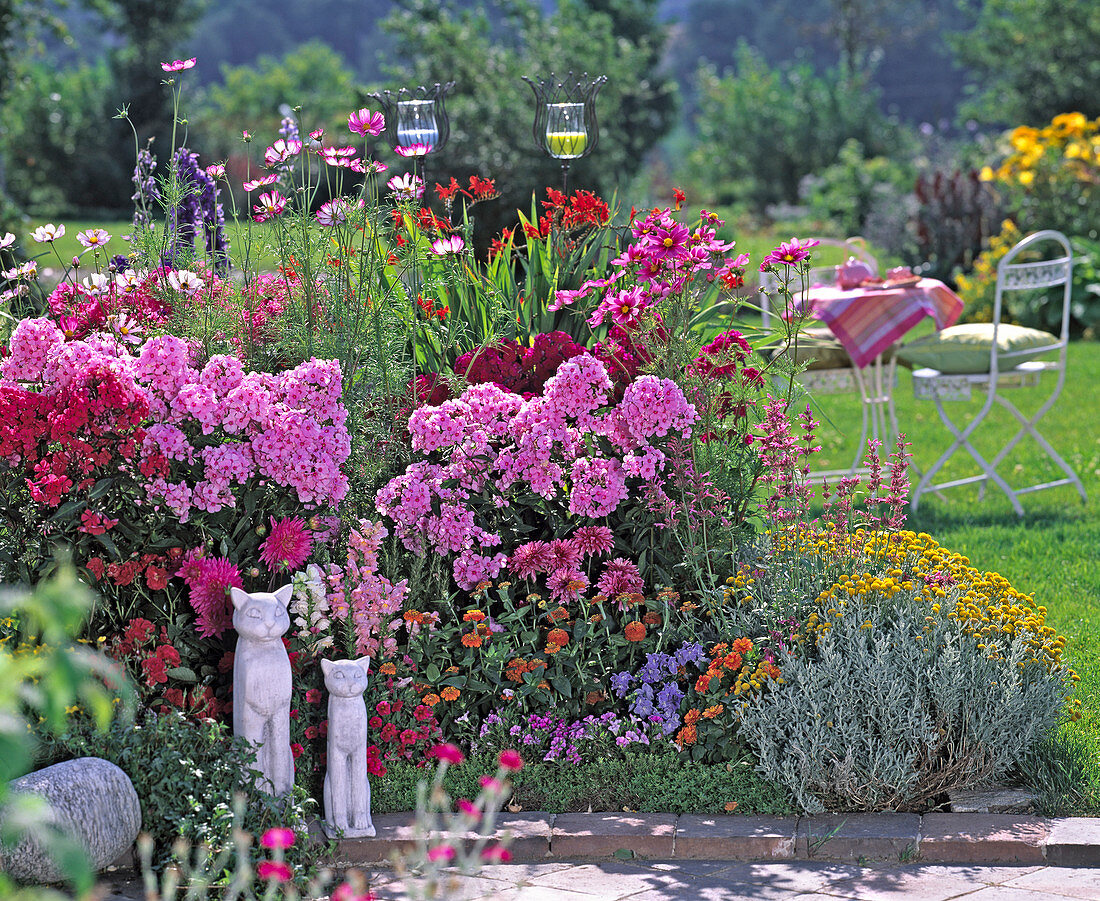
[320,657,371,697]
[231,584,292,641]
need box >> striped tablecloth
[800,279,965,368]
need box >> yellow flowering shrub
[955,219,1023,323]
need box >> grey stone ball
[1,757,141,884]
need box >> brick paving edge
[327,812,1100,868]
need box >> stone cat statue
[321,656,376,838]
[232,584,294,796]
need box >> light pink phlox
[1,317,64,383]
[144,423,195,463]
[452,550,507,591]
[622,445,666,481]
[198,354,245,398]
[172,381,222,434]
[568,456,629,518]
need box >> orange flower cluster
[505,657,546,683]
[624,621,647,642]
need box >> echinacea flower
[76,228,111,249]
[348,108,385,137]
[260,827,296,849]
[760,237,820,270]
[259,516,314,572]
[394,142,432,157]
[256,861,293,882]
[31,223,65,243]
[387,172,424,200]
[168,269,205,294]
[161,58,196,72]
[430,235,465,255]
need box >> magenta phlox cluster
[379,353,696,593]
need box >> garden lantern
[523,72,606,193]
[368,81,455,182]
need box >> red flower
[305,726,319,740]
[399,728,418,746]
[145,565,169,591]
[428,743,465,765]
[368,716,383,729]
[305,688,322,704]
[257,861,293,882]
[261,827,296,850]
[290,743,304,759]
[142,656,168,686]
[380,723,398,742]
[85,557,106,581]
[498,749,524,772]
[123,618,154,645]
[155,644,181,667]
[375,700,391,716]
[413,704,433,722]
[217,651,235,673]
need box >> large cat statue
[231,584,294,796]
[320,656,376,838]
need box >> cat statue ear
[355,656,371,674]
[320,658,334,677]
[230,586,251,610]
[273,583,294,608]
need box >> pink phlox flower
[597,557,644,600]
[348,108,385,137]
[760,237,821,270]
[143,423,195,463]
[622,445,667,481]
[541,353,612,420]
[568,456,629,518]
[161,58,196,72]
[0,317,64,382]
[452,549,507,591]
[616,376,697,445]
[261,516,315,572]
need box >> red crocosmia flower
[498,749,524,772]
[428,743,465,765]
[261,827,296,850]
[257,861,293,882]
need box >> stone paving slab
[675,814,797,860]
[1041,816,1100,866]
[920,813,1051,864]
[795,813,921,862]
[550,812,677,858]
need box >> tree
[950,0,1100,125]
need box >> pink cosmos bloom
[428,743,465,764]
[0,232,15,250]
[363,159,389,175]
[31,223,65,243]
[260,827,296,849]
[161,58,196,72]
[167,269,205,294]
[760,237,821,270]
[571,525,614,556]
[256,861,293,882]
[426,844,455,863]
[260,516,314,572]
[315,199,349,227]
[498,749,523,771]
[254,191,288,221]
[394,142,432,157]
[387,172,424,200]
[264,138,303,167]
[243,173,278,192]
[76,228,111,249]
[205,164,226,179]
[348,108,385,137]
[430,235,465,255]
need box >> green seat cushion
[897,323,1058,374]
[760,327,852,371]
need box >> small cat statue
[320,656,376,838]
[232,584,294,797]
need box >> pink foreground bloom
[260,827,296,849]
[161,58,196,72]
[428,743,465,764]
[760,237,820,270]
[348,108,385,137]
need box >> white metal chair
[759,237,896,479]
[906,230,1087,516]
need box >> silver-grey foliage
[737,598,1072,813]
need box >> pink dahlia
[596,558,644,599]
[508,540,552,580]
[260,516,314,572]
[571,526,614,557]
[546,538,582,574]
[189,557,243,638]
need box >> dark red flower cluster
[85,551,174,590]
[366,693,442,767]
[455,330,586,397]
[46,272,173,340]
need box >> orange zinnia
[624,621,647,642]
[423,693,441,706]
[461,633,483,648]
[643,612,662,625]
[463,610,486,623]
[684,708,701,725]
[547,628,569,646]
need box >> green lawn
[795,341,1100,810]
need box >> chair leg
[990,394,1088,503]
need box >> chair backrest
[758,237,878,330]
[989,230,1073,374]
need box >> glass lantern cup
[396,99,439,155]
[523,72,606,193]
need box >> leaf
[48,499,86,522]
[425,663,441,682]
[94,531,120,559]
[87,479,114,501]
[166,667,198,683]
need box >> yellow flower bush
[955,219,1023,323]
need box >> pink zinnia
[189,557,243,638]
[260,516,314,572]
[597,558,644,599]
[571,526,614,557]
